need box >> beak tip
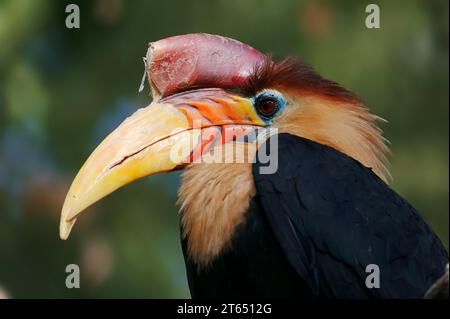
[59,215,75,240]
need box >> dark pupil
[258,98,278,116]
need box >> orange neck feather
[275,94,391,183]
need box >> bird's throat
[178,143,257,267]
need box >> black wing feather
[253,133,448,298]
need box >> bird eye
[254,91,286,120]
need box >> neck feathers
[178,144,257,267]
[276,95,391,182]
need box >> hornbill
[60,33,448,298]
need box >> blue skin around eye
[252,91,287,124]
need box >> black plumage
[182,195,310,298]
[182,133,448,298]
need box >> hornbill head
[60,33,389,250]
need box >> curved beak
[60,89,264,239]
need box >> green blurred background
[0,0,448,298]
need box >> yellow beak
[60,89,264,239]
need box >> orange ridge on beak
[60,89,265,239]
